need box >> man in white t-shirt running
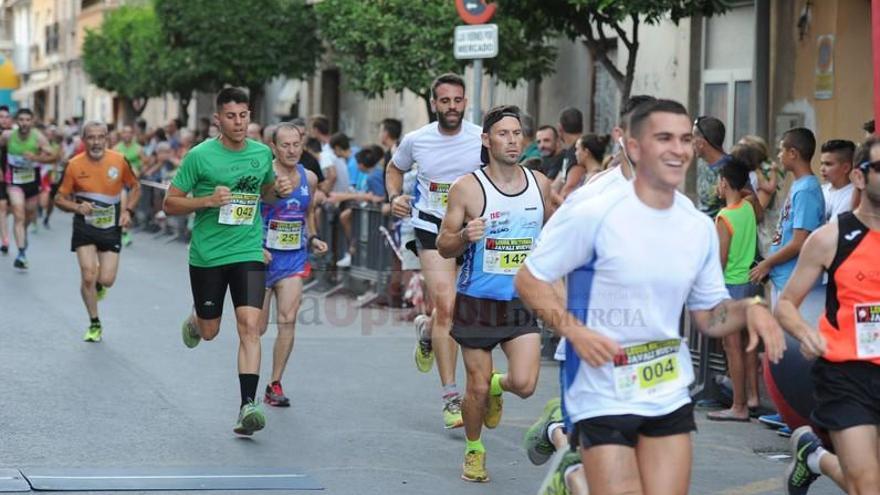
[386,73,483,429]
[819,139,855,222]
[515,99,786,494]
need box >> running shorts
[572,402,696,448]
[451,293,540,350]
[189,261,266,319]
[811,358,880,431]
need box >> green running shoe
[461,449,489,483]
[413,314,434,373]
[786,425,821,495]
[484,372,503,429]
[524,398,563,465]
[443,394,464,429]
[540,450,582,495]
[83,323,102,343]
[233,401,266,436]
[122,231,132,247]
[181,315,201,349]
[96,284,107,301]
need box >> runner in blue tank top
[258,123,327,407]
[437,105,554,483]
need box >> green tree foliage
[81,5,166,117]
[154,0,322,120]
[315,0,556,120]
[503,0,731,103]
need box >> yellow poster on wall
[815,35,834,100]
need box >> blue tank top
[262,163,310,253]
[458,166,544,301]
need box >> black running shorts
[71,223,122,253]
[189,261,266,320]
[572,402,696,448]
[811,358,880,431]
[451,293,540,350]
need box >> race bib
[11,167,35,184]
[855,303,880,359]
[482,237,533,275]
[613,339,686,401]
[218,193,259,226]
[85,205,116,229]
[427,182,451,211]
[266,220,303,251]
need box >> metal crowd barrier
[344,203,395,306]
[683,310,728,402]
[308,202,346,293]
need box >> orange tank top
[819,212,880,365]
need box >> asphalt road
[0,217,841,494]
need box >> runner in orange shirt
[55,121,140,342]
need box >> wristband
[388,193,400,203]
[126,208,136,216]
[309,235,322,246]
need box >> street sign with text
[454,24,498,60]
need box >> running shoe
[96,284,107,301]
[122,231,132,247]
[42,217,50,229]
[785,425,821,495]
[413,314,433,373]
[0,244,7,255]
[264,381,291,407]
[541,450,582,495]
[336,253,351,268]
[524,398,563,465]
[181,315,201,349]
[484,372,503,429]
[443,394,464,429]
[461,449,489,483]
[758,413,786,429]
[83,323,102,343]
[777,426,793,438]
[13,253,27,270]
[233,401,267,436]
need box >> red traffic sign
[455,0,497,25]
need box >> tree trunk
[178,93,191,126]
[422,94,435,122]
[249,86,265,125]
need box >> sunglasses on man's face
[859,160,880,173]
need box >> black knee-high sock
[239,374,259,407]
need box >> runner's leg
[8,187,25,250]
[498,333,540,398]
[75,245,100,320]
[636,433,692,495]
[96,250,120,289]
[419,249,458,387]
[581,445,642,495]
[270,276,303,383]
[831,425,880,494]
[461,346,493,444]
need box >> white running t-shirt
[391,121,482,233]
[525,182,730,421]
[822,182,854,222]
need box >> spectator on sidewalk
[693,116,731,218]
[819,139,855,222]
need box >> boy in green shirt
[163,88,293,436]
[708,157,759,422]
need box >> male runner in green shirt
[163,87,293,436]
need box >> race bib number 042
[613,339,685,401]
[218,193,259,226]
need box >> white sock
[546,422,564,441]
[806,447,827,474]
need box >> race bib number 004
[266,220,303,251]
[482,237,533,275]
[613,339,685,401]
[855,303,880,359]
[218,193,259,226]
[427,182,451,211]
[85,205,117,229]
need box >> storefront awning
[12,73,62,101]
